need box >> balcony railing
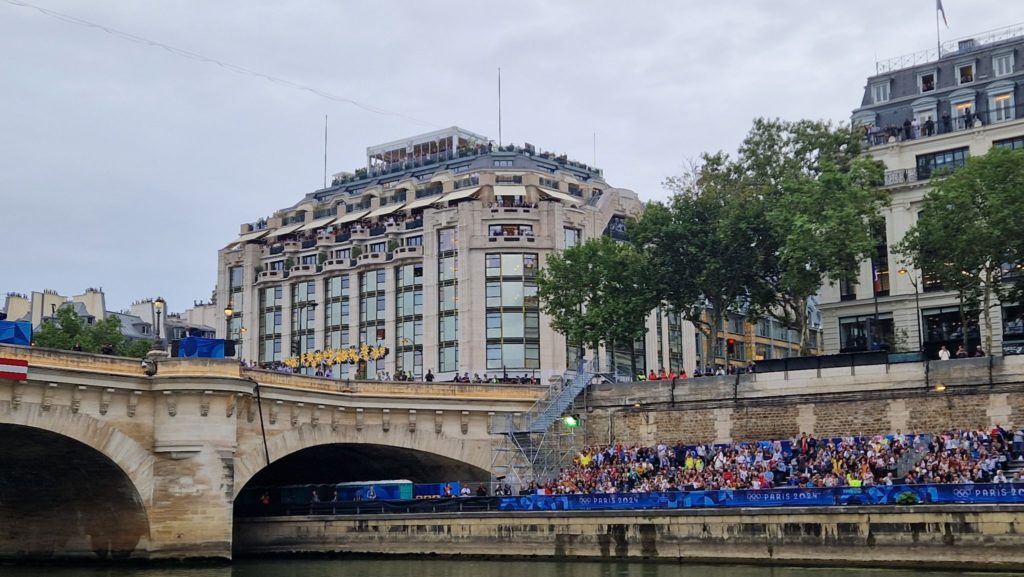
[884,167,919,186]
[405,219,423,230]
[865,103,1023,148]
[875,22,1024,74]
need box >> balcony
[301,239,317,250]
[368,225,387,237]
[405,219,423,230]
[356,251,386,265]
[316,236,335,247]
[391,245,423,260]
[289,264,321,277]
[282,241,302,253]
[266,244,285,256]
[865,102,1023,149]
[322,258,354,272]
[256,269,288,283]
[884,167,919,186]
[487,235,536,244]
[334,232,352,243]
[385,223,404,235]
[350,228,370,240]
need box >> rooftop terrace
[875,22,1024,75]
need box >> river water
[1,559,1017,577]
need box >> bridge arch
[0,406,153,560]
[233,423,492,497]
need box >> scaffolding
[490,360,596,490]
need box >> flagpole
[936,3,942,58]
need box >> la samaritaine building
[218,127,686,381]
[818,24,1024,358]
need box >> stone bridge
[0,344,541,561]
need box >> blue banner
[0,320,32,346]
[498,483,1024,511]
[177,336,225,358]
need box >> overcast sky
[1,0,1014,314]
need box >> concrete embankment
[234,505,1024,571]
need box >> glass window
[918,71,935,93]
[439,256,457,282]
[989,92,1015,124]
[957,63,974,84]
[994,53,1014,77]
[839,313,894,353]
[994,135,1024,150]
[564,228,581,249]
[440,315,458,342]
[440,285,457,312]
[406,235,423,247]
[501,254,523,276]
[871,81,890,103]
[916,147,968,179]
[438,228,456,252]
[439,345,458,372]
[228,266,244,290]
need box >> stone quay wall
[581,356,1024,446]
[234,505,1024,571]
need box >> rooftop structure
[856,22,1022,150]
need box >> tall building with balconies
[217,127,708,381]
[818,24,1024,358]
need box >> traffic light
[726,338,736,356]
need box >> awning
[335,209,370,224]
[493,185,526,196]
[404,195,444,211]
[537,187,582,206]
[297,216,337,232]
[366,202,406,218]
[266,223,304,238]
[436,186,481,204]
[237,229,270,243]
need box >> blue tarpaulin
[176,336,226,358]
[0,320,32,346]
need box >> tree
[536,236,657,375]
[896,146,1024,356]
[33,306,86,350]
[32,306,152,356]
[737,119,887,354]
[630,153,773,369]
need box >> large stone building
[218,127,673,381]
[819,24,1024,358]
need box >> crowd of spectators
[544,427,1024,494]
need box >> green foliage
[630,153,775,364]
[737,119,887,354]
[537,236,658,372]
[630,119,887,360]
[32,306,152,357]
[896,146,1024,355]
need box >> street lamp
[153,297,165,351]
[224,303,235,358]
[897,268,923,352]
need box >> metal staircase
[491,360,595,489]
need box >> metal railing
[865,103,1024,149]
[876,22,1024,74]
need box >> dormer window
[994,52,1014,77]
[918,71,936,93]
[871,81,890,104]
[957,63,974,85]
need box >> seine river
[1,559,1017,577]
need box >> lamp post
[224,303,235,358]
[897,268,923,352]
[153,297,165,351]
